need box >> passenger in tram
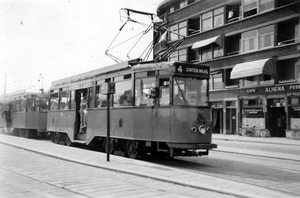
[174,94,184,105]
[79,95,87,132]
[189,95,197,106]
[1,106,12,130]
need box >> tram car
[47,61,217,158]
[0,90,48,137]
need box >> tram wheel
[126,140,139,159]
[65,134,72,146]
[52,133,60,144]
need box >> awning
[230,58,273,79]
[191,35,222,49]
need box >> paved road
[0,133,299,198]
[0,143,236,198]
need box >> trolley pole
[106,93,110,161]
[104,82,115,162]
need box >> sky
[0,0,162,94]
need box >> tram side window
[38,97,48,112]
[114,80,132,107]
[27,95,35,112]
[20,96,26,112]
[159,78,170,106]
[88,87,95,108]
[15,97,21,112]
[95,85,107,108]
[59,91,69,110]
[70,91,75,110]
[135,77,155,106]
[50,93,59,110]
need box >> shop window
[288,98,300,129]
[277,58,298,83]
[278,18,300,45]
[213,7,224,28]
[225,34,241,56]
[135,77,155,107]
[59,91,69,110]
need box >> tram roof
[0,89,48,102]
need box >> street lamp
[38,74,44,93]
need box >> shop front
[238,84,300,138]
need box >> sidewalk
[0,133,299,198]
[212,134,300,162]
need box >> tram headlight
[198,125,206,134]
[191,127,197,133]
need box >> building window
[243,76,258,87]
[277,58,299,83]
[278,18,300,45]
[243,29,258,52]
[243,0,257,17]
[213,7,224,28]
[227,4,241,23]
[201,46,212,61]
[259,25,274,49]
[201,12,212,31]
[169,21,186,41]
[213,43,223,58]
[225,34,241,56]
[169,49,187,62]
[259,74,274,85]
[259,0,274,13]
[225,68,239,87]
[188,17,200,35]
[242,25,274,53]
[210,72,224,90]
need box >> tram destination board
[174,62,209,78]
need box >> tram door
[74,89,88,139]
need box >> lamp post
[38,74,44,93]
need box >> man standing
[2,106,12,131]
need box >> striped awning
[230,58,274,79]
[191,35,222,49]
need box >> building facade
[154,0,300,137]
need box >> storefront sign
[287,92,300,97]
[289,84,300,91]
[245,108,263,114]
[247,88,256,93]
[265,86,285,93]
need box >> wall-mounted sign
[174,62,209,78]
[247,88,256,94]
[287,92,300,97]
[265,86,285,93]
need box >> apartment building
[154,0,300,137]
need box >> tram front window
[173,77,208,106]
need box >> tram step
[73,140,86,144]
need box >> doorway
[226,108,237,134]
[75,89,88,140]
[268,98,286,137]
[212,108,223,133]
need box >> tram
[0,90,48,137]
[47,61,217,158]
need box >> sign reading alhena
[174,62,209,78]
[265,85,285,93]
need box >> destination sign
[174,62,209,78]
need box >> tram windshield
[173,77,208,106]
